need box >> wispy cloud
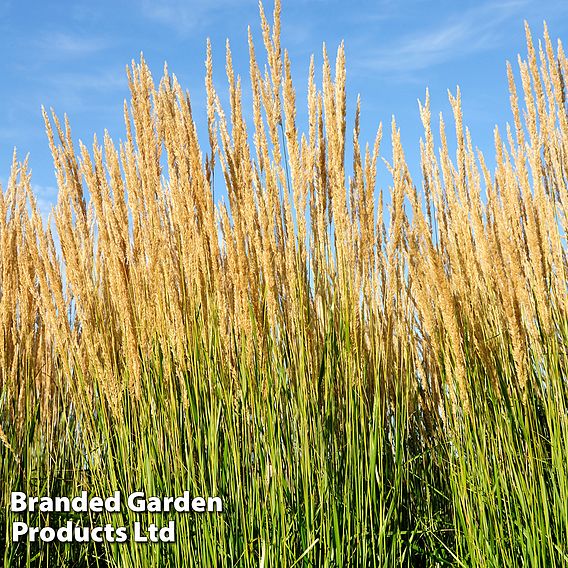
[353,0,529,78]
[37,67,128,114]
[45,67,126,93]
[140,0,255,35]
[34,31,110,58]
[3,63,127,117]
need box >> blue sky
[1,0,567,216]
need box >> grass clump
[1,2,568,565]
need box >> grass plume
[1,2,568,565]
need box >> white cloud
[353,0,529,77]
[35,32,110,58]
[140,0,256,35]
[46,68,126,93]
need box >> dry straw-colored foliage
[1,1,567,436]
